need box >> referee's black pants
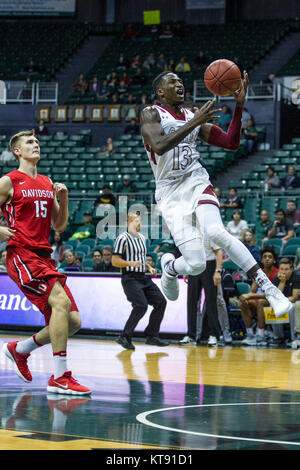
[121,273,167,339]
[187,260,221,340]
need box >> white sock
[252,268,273,290]
[257,328,265,337]
[16,334,41,355]
[53,351,68,379]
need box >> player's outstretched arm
[0,176,16,242]
[141,103,221,155]
[51,182,69,233]
[199,71,249,150]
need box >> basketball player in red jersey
[140,71,292,318]
[0,130,91,395]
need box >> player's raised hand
[53,182,68,200]
[193,99,222,125]
[233,70,249,105]
[0,226,15,242]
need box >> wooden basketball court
[1,333,300,450]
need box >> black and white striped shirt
[113,231,147,274]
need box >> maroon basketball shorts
[6,246,79,325]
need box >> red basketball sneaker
[47,371,91,395]
[2,341,32,383]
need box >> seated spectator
[35,119,49,136]
[281,166,300,190]
[254,209,273,244]
[93,245,120,273]
[130,54,143,69]
[92,249,102,271]
[143,53,156,70]
[243,119,258,154]
[123,24,137,40]
[194,50,209,69]
[156,54,167,70]
[139,93,149,106]
[215,105,232,131]
[22,58,39,78]
[63,250,82,272]
[116,53,129,70]
[115,175,137,194]
[124,118,140,135]
[265,72,276,95]
[241,229,260,263]
[242,107,252,129]
[107,71,118,90]
[240,246,278,346]
[117,79,129,98]
[89,76,100,95]
[159,24,173,39]
[97,80,111,100]
[263,166,281,190]
[72,73,88,94]
[108,92,120,104]
[226,210,248,240]
[0,249,7,272]
[221,187,243,209]
[0,148,14,162]
[100,137,115,155]
[153,238,175,257]
[131,68,147,86]
[175,57,191,73]
[165,58,176,73]
[185,91,193,103]
[146,253,157,269]
[120,72,131,87]
[213,187,227,206]
[50,231,66,266]
[75,253,84,271]
[267,209,294,244]
[69,213,96,241]
[286,200,300,229]
[94,185,116,207]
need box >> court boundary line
[136,402,300,447]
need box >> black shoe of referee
[117,335,135,350]
[145,337,169,347]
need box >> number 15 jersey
[1,170,55,252]
[143,104,203,185]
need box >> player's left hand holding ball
[53,182,68,200]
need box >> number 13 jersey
[143,104,203,185]
[1,170,55,252]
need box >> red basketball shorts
[6,247,79,325]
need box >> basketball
[204,59,242,97]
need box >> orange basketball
[204,59,241,97]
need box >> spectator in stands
[72,73,88,95]
[194,50,209,69]
[89,76,100,95]
[115,175,137,194]
[94,185,116,207]
[254,209,273,244]
[97,80,111,100]
[281,165,300,190]
[143,53,156,70]
[240,246,278,346]
[159,24,173,39]
[131,68,147,86]
[221,187,243,209]
[107,71,119,90]
[108,92,120,104]
[215,105,232,131]
[22,58,39,79]
[124,118,140,135]
[0,148,14,163]
[241,229,260,263]
[100,137,115,155]
[146,254,157,269]
[92,249,102,271]
[120,72,131,87]
[75,253,84,271]
[243,119,258,154]
[267,208,294,244]
[242,107,252,129]
[34,119,49,136]
[164,59,176,73]
[156,54,167,71]
[50,231,66,267]
[117,79,129,99]
[175,57,191,73]
[265,72,276,95]
[130,54,143,69]
[286,200,300,229]
[226,210,248,240]
[153,239,175,258]
[263,166,281,190]
[185,91,193,103]
[0,249,7,272]
[69,212,96,241]
[63,250,82,272]
[94,245,119,273]
[123,24,137,40]
[116,52,129,71]
[213,187,227,206]
[139,93,149,107]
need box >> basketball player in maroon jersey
[0,130,91,395]
[140,71,292,318]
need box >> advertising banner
[0,0,76,16]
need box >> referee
[112,211,168,350]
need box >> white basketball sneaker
[161,253,179,301]
[263,284,293,318]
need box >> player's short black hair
[152,71,171,96]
